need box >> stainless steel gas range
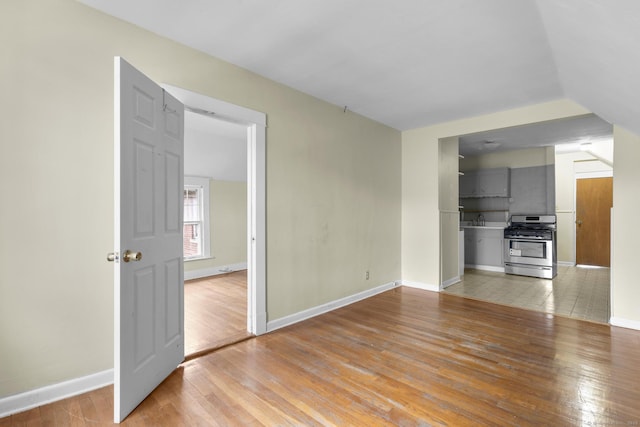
[503,215,557,279]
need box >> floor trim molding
[465,264,505,273]
[400,280,440,292]
[610,317,640,331]
[266,281,399,332]
[440,276,461,289]
[0,369,113,418]
[184,262,248,281]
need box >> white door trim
[575,170,613,179]
[162,84,267,335]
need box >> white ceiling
[80,0,640,138]
[184,111,247,182]
[459,114,612,157]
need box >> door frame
[162,84,267,335]
[573,170,613,267]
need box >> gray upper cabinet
[508,165,555,214]
[459,172,475,197]
[459,167,510,198]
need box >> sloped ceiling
[80,0,640,135]
[535,0,640,135]
[184,111,247,182]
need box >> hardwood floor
[3,286,640,426]
[184,270,252,357]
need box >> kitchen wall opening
[445,114,613,324]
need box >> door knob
[123,250,142,263]
[107,252,118,262]
[576,220,583,225]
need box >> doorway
[450,115,614,324]
[183,112,251,356]
[576,176,613,267]
[163,84,267,338]
[114,60,266,422]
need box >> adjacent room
[2,0,640,425]
[444,114,614,323]
[182,110,252,356]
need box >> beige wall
[0,0,401,398]
[611,126,640,325]
[184,180,247,273]
[402,101,590,288]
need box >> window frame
[183,176,211,261]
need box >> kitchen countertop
[460,222,506,230]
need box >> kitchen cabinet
[459,167,510,198]
[464,227,504,268]
[509,165,554,214]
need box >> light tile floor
[444,265,610,323]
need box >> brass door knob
[576,219,583,225]
[123,250,142,263]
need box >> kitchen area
[440,115,614,323]
[459,159,557,279]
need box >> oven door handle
[505,238,550,242]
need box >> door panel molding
[114,58,185,422]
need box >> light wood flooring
[445,265,610,323]
[4,286,640,426]
[184,270,251,358]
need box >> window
[183,177,210,260]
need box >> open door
[112,57,184,422]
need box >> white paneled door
[113,57,184,423]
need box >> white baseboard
[465,264,505,273]
[440,276,461,289]
[184,262,247,281]
[266,281,399,332]
[399,280,440,292]
[0,369,113,418]
[557,261,575,267]
[610,317,640,331]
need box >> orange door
[575,177,613,267]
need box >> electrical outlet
[366,270,370,280]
